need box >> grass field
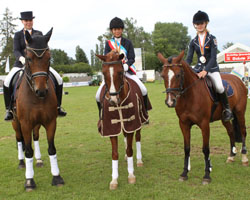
[0,82,250,200]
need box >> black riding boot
[219,91,233,122]
[3,86,13,121]
[97,101,101,119]
[56,84,67,117]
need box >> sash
[108,39,136,74]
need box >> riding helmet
[109,17,124,29]
[193,11,209,24]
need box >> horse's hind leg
[46,120,64,186]
[235,111,248,166]
[135,129,143,167]
[33,125,43,167]
[126,132,136,184]
[110,136,119,190]
[123,132,127,161]
[222,121,237,163]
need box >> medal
[200,56,206,63]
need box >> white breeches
[207,72,224,94]
[95,72,147,102]
[4,67,62,88]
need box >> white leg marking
[17,142,24,160]
[136,142,142,160]
[34,141,41,160]
[49,154,60,176]
[112,160,119,179]
[188,157,191,171]
[25,157,34,179]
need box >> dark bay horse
[158,51,248,184]
[96,50,148,190]
[12,29,64,191]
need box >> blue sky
[1,0,250,60]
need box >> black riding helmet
[109,17,124,29]
[193,11,209,24]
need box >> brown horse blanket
[98,78,152,137]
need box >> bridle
[163,63,200,98]
[102,60,124,96]
[24,46,50,93]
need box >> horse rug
[98,78,151,137]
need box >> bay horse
[96,50,149,190]
[12,28,64,191]
[158,51,248,184]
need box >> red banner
[224,52,250,62]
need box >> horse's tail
[232,112,242,143]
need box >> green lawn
[0,82,250,200]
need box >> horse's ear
[44,27,53,43]
[119,53,124,60]
[176,50,185,63]
[96,54,106,62]
[25,30,32,44]
[157,52,167,64]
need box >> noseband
[24,46,50,92]
[102,60,124,96]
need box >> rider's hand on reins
[197,70,207,79]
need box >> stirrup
[4,110,13,121]
[222,109,233,122]
[58,107,67,117]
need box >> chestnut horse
[158,51,248,184]
[96,50,147,190]
[12,29,64,191]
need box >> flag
[5,56,10,73]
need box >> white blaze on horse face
[109,67,118,103]
[167,69,175,106]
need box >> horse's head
[96,51,125,105]
[158,51,185,107]
[24,28,53,99]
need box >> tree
[0,8,17,73]
[223,42,234,50]
[50,49,71,66]
[75,45,89,64]
[152,22,191,58]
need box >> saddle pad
[205,78,234,102]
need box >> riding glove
[19,56,25,65]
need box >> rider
[3,11,67,121]
[95,17,148,115]
[186,10,233,122]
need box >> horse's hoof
[137,160,143,167]
[24,179,36,192]
[52,175,65,186]
[128,174,136,184]
[36,159,44,168]
[109,179,118,190]
[179,176,188,182]
[226,156,235,163]
[18,160,25,169]
[242,161,249,167]
[202,178,211,185]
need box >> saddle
[204,76,234,102]
[204,76,234,122]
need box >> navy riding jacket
[104,37,135,75]
[186,32,220,73]
[13,29,42,68]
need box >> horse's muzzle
[35,89,48,98]
[165,98,176,108]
